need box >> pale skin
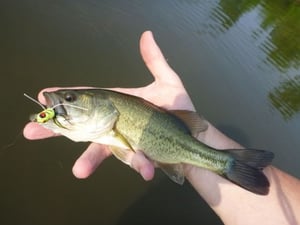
[23,31,300,225]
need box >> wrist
[197,122,243,149]
[183,121,245,205]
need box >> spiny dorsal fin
[169,110,208,137]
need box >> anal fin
[156,162,185,185]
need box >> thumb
[139,31,182,85]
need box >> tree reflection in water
[269,75,300,120]
[219,0,300,71]
[216,0,300,119]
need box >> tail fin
[223,149,274,195]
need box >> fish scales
[106,90,232,173]
[29,89,274,195]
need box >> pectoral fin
[169,110,208,137]
[156,162,185,185]
[95,129,135,165]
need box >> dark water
[0,0,299,224]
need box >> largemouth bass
[30,89,274,195]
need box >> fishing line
[23,93,46,109]
[23,93,88,111]
[0,130,23,153]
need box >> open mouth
[43,92,67,116]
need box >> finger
[139,31,181,84]
[23,122,58,140]
[72,143,111,179]
[130,150,155,181]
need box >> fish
[29,89,274,195]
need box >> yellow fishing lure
[24,93,87,125]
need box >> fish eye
[64,92,76,102]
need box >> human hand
[23,31,196,180]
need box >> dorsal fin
[169,110,208,137]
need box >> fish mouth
[43,92,67,116]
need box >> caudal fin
[223,149,274,195]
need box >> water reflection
[211,0,300,119]
[218,0,300,69]
[269,75,300,120]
